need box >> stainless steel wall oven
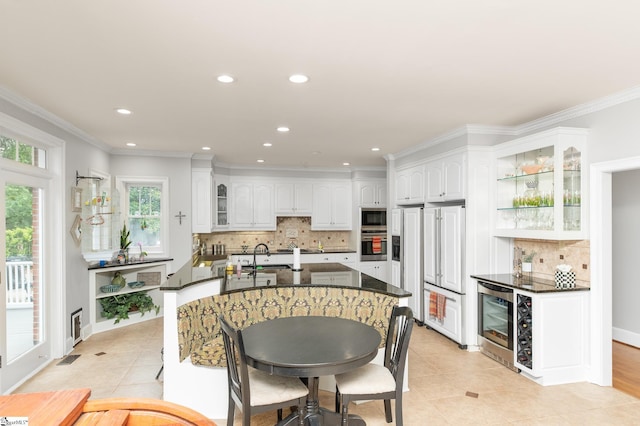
[361,208,387,261]
[477,280,518,372]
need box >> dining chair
[219,317,309,426]
[334,305,414,425]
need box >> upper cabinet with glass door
[494,127,588,240]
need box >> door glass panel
[5,183,42,361]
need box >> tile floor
[14,317,640,425]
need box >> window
[116,177,169,256]
[0,135,46,168]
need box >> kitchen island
[160,255,410,420]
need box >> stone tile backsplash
[196,216,352,254]
[514,238,590,282]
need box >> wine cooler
[477,281,518,372]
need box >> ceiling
[2,1,640,170]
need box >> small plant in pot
[522,251,536,273]
[119,222,132,263]
[99,292,160,324]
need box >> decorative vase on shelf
[111,271,126,289]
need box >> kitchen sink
[276,249,317,253]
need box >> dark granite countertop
[161,254,409,298]
[88,257,173,270]
[471,273,590,293]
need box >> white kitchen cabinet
[391,260,401,288]
[312,182,352,230]
[89,260,169,334]
[395,165,425,205]
[357,180,387,207]
[425,152,466,202]
[230,181,275,230]
[358,261,387,280]
[424,283,465,346]
[192,168,214,233]
[275,182,313,215]
[494,127,588,239]
[214,175,229,230]
[310,271,353,285]
[424,206,465,294]
[304,252,356,265]
[514,289,589,385]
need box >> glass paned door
[1,175,48,393]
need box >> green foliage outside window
[127,184,162,248]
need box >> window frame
[115,176,169,257]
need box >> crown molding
[0,86,112,152]
[110,148,193,158]
[517,85,640,134]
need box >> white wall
[612,169,640,342]
[109,154,192,269]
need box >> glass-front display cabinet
[494,127,588,239]
[214,175,229,229]
[80,173,120,261]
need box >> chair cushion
[248,367,309,407]
[335,363,396,395]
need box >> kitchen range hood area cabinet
[231,181,276,230]
[357,180,387,207]
[514,290,589,385]
[494,127,588,239]
[425,152,466,202]
[275,182,313,215]
[312,182,352,230]
[191,168,214,233]
[395,165,425,205]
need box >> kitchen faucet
[253,243,271,270]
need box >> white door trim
[590,155,640,386]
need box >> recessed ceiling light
[277,126,290,133]
[343,162,350,166]
[202,146,211,151]
[371,147,380,152]
[217,75,234,83]
[115,108,132,115]
[289,74,309,83]
[257,159,265,163]
[263,142,272,147]
[125,142,136,147]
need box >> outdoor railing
[6,260,33,306]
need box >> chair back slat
[383,306,414,381]
[219,316,251,409]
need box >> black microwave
[361,208,387,228]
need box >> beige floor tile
[12,316,640,425]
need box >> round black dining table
[242,316,382,426]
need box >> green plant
[99,292,159,324]
[522,251,536,263]
[120,222,131,250]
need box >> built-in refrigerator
[423,205,467,347]
[391,207,424,323]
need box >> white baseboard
[612,327,640,348]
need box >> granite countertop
[88,257,173,270]
[161,254,409,298]
[471,273,590,293]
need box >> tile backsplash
[196,216,352,254]
[514,238,590,282]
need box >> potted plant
[119,222,132,263]
[99,291,160,324]
[522,251,536,273]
